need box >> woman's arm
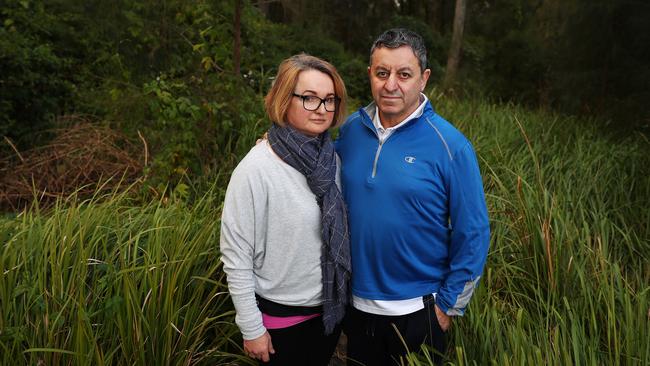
[220,162,267,340]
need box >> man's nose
[383,74,398,92]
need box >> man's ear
[420,68,431,91]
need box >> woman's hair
[264,54,347,128]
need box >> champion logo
[404,156,416,164]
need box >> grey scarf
[268,123,351,334]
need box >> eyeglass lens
[294,94,338,112]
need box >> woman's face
[286,69,336,136]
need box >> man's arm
[436,142,490,316]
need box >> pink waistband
[262,312,320,329]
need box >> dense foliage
[269,0,650,130]
[464,0,650,128]
[0,0,366,190]
[2,1,648,175]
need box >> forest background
[0,0,649,365]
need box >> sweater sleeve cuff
[435,293,465,316]
[235,303,266,340]
[241,323,267,341]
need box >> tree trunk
[428,0,443,34]
[443,0,466,91]
[233,0,242,75]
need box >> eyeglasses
[292,93,339,112]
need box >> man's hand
[243,331,275,362]
[255,132,269,145]
[434,304,452,332]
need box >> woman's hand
[244,331,275,362]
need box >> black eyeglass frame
[292,93,340,112]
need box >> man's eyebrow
[373,65,415,72]
[397,66,415,72]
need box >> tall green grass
[0,187,251,365]
[1,96,648,365]
[402,95,650,365]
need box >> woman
[220,54,350,365]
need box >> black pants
[345,297,447,366]
[263,315,342,366]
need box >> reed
[0,186,252,365]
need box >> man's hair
[370,28,427,72]
[264,53,347,128]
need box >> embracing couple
[220,28,490,366]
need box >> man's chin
[378,103,401,114]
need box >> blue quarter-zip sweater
[335,101,490,316]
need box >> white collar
[372,93,429,132]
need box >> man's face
[368,46,430,127]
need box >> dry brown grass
[0,116,145,210]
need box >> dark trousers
[263,315,342,366]
[345,296,447,366]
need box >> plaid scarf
[268,123,351,334]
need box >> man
[335,28,490,365]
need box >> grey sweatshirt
[220,140,338,340]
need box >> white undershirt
[372,93,429,143]
[353,93,435,316]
